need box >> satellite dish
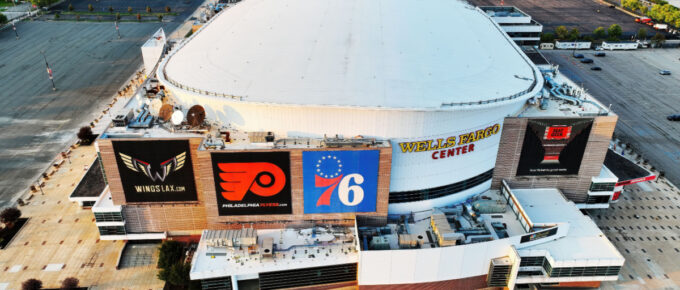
[149,99,163,116]
[171,110,184,126]
[187,105,206,127]
[159,104,173,121]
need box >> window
[587,195,611,204]
[98,226,126,236]
[82,201,96,207]
[94,212,124,222]
[520,256,546,267]
[518,270,543,277]
[590,182,616,192]
[389,170,493,203]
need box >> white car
[595,46,604,51]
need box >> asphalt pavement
[542,49,680,187]
[0,21,178,207]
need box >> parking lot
[0,21,178,207]
[468,0,649,35]
[542,49,680,188]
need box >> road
[0,21,178,207]
[542,49,680,187]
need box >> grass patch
[0,218,29,249]
[63,11,177,17]
[0,2,16,7]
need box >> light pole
[115,21,121,39]
[40,51,56,91]
[12,21,19,40]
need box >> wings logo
[217,162,286,201]
[119,152,187,182]
[303,150,379,214]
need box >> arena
[157,0,544,213]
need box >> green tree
[637,28,647,39]
[555,25,568,40]
[146,5,151,13]
[29,0,54,8]
[157,240,184,269]
[593,27,606,39]
[165,6,171,13]
[115,12,120,20]
[136,12,141,22]
[68,3,73,11]
[568,28,580,41]
[60,277,79,289]
[158,14,163,22]
[0,13,7,25]
[0,207,21,228]
[54,12,59,19]
[87,3,93,12]
[108,5,113,13]
[540,32,555,43]
[651,32,666,46]
[21,279,42,290]
[127,6,132,13]
[607,24,623,40]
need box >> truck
[653,23,668,30]
[601,41,639,50]
[635,17,652,23]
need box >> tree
[136,13,141,22]
[68,3,73,11]
[29,0,54,8]
[21,279,42,290]
[638,28,648,39]
[77,126,94,143]
[146,5,151,13]
[54,12,59,19]
[165,6,171,13]
[593,26,606,39]
[651,32,666,47]
[540,32,555,43]
[607,24,623,40]
[87,3,93,12]
[555,25,568,40]
[116,12,120,20]
[60,277,79,289]
[0,13,7,25]
[158,14,163,22]
[75,14,80,21]
[127,6,132,13]
[158,240,184,269]
[108,5,113,13]
[0,207,21,228]
[568,28,580,41]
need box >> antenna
[171,110,184,126]
[187,105,206,127]
[159,104,173,121]
[149,99,162,117]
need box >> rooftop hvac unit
[261,237,274,258]
[369,236,390,250]
[487,257,513,287]
[112,110,134,127]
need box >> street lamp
[40,51,56,91]
[115,21,121,39]
[12,21,19,40]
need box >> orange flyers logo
[217,162,286,201]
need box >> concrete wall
[491,115,617,203]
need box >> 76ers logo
[303,150,379,214]
[217,162,286,201]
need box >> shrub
[87,3,93,12]
[158,14,163,22]
[116,12,120,20]
[165,6,171,13]
[77,126,94,142]
[68,3,73,11]
[108,6,113,13]
[127,6,132,13]
[136,13,141,21]
[146,5,151,13]
[0,13,8,25]
[158,240,184,269]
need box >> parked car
[659,70,671,75]
[595,46,604,51]
[573,53,585,58]
[667,114,680,121]
[591,66,602,71]
[594,52,606,57]
[581,58,594,64]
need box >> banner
[516,118,593,176]
[211,152,292,215]
[303,150,379,214]
[113,140,197,202]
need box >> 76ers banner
[303,150,379,214]
[211,152,292,216]
[113,140,198,202]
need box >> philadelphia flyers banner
[112,140,198,202]
[211,152,292,216]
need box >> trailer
[601,41,638,50]
[653,23,668,30]
[554,41,591,50]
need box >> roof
[69,159,106,198]
[163,0,538,109]
[513,188,623,264]
[604,149,653,183]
